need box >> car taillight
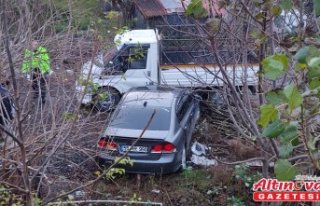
[97,138,117,151]
[98,139,107,147]
[163,143,175,152]
[151,144,162,153]
[151,143,176,153]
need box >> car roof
[122,86,184,108]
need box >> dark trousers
[31,68,47,104]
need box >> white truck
[77,29,258,111]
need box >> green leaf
[186,0,208,19]
[308,46,320,59]
[310,78,320,89]
[275,54,289,67]
[271,5,282,16]
[283,84,303,111]
[314,0,320,16]
[266,90,286,105]
[255,12,265,20]
[274,159,298,181]
[308,57,320,79]
[291,137,299,146]
[279,144,293,158]
[294,46,309,64]
[262,54,289,80]
[258,104,279,128]
[97,92,108,101]
[251,32,267,44]
[280,124,298,144]
[308,67,320,79]
[250,31,259,39]
[307,137,318,152]
[295,62,307,70]
[280,0,292,10]
[262,119,285,138]
[309,57,320,68]
[63,112,78,121]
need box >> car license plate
[120,145,148,153]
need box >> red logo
[253,177,320,202]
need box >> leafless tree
[0,0,118,205]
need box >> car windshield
[110,105,171,130]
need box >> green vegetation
[50,0,120,40]
[0,185,23,206]
[186,0,208,18]
[51,0,99,31]
[257,0,320,181]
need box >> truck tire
[93,87,121,112]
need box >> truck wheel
[93,87,121,112]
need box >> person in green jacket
[21,40,51,104]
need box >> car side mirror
[104,61,115,69]
[105,61,114,68]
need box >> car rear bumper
[97,152,181,174]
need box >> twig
[215,157,265,165]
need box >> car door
[176,93,194,149]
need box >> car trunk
[105,127,169,139]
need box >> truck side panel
[160,64,258,87]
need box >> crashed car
[96,86,200,174]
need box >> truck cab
[77,29,258,111]
[77,30,160,111]
[103,30,160,84]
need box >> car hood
[104,127,169,140]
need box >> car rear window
[110,106,171,130]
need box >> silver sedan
[96,86,200,174]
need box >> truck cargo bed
[160,64,258,87]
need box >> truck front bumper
[75,85,93,105]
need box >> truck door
[105,44,151,86]
[121,44,151,86]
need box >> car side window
[176,94,193,123]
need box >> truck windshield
[110,106,171,131]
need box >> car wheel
[93,87,121,112]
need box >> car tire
[93,87,121,112]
